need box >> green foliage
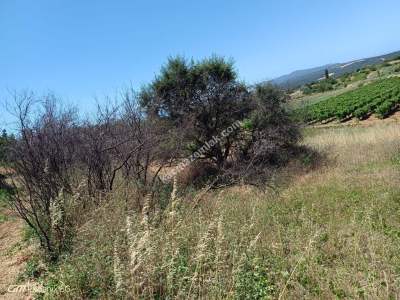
[375,100,395,119]
[0,129,12,165]
[301,78,338,95]
[0,189,10,224]
[0,188,9,203]
[324,69,330,80]
[296,77,400,122]
[241,118,253,130]
[47,252,114,299]
[236,83,301,178]
[140,55,250,166]
[140,56,299,174]
[235,256,274,299]
[389,55,400,62]
[0,213,8,224]
[352,72,367,82]
[18,256,45,281]
[23,225,40,242]
[391,153,400,166]
[301,85,313,95]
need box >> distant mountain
[272,50,400,89]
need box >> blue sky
[1,0,400,129]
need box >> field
[1,122,400,299]
[295,77,400,123]
[0,122,395,299]
[1,62,400,299]
[289,86,356,110]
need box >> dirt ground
[0,210,33,300]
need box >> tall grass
[39,123,400,299]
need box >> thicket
[5,57,302,298]
[140,56,301,184]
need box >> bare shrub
[7,90,177,259]
[78,102,127,195]
[77,90,181,201]
[120,91,179,196]
[8,92,80,259]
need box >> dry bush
[119,92,180,197]
[7,90,175,260]
[8,92,81,260]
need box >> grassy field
[29,122,400,299]
[289,85,357,110]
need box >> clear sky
[1,0,400,129]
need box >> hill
[272,50,400,89]
[294,77,400,123]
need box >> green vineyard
[296,77,400,123]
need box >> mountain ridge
[272,50,400,89]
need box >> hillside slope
[273,50,400,88]
[294,77,400,123]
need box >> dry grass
[35,123,400,299]
[306,122,400,166]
